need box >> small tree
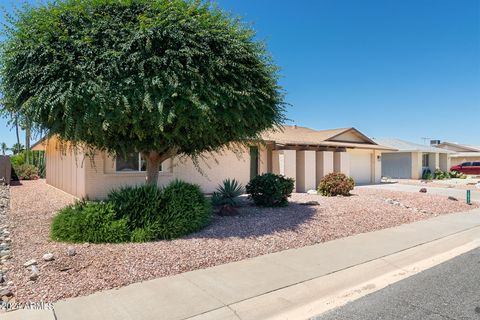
[0,142,7,155]
[0,0,285,184]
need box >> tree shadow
[187,201,317,240]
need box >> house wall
[82,147,261,199]
[439,154,450,172]
[451,156,480,167]
[381,152,412,179]
[45,140,86,198]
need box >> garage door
[381,153,412,178]
[349,150,372,185]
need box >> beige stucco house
[434,142,480,167]
[373,138,452,179]
[32,125,394,199]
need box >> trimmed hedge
[317,172,355,196]
[51,180,211,243]
[246,173,294,207]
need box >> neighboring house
[433,142,480,167]
[373,138,452,179]
[32,125,395,199]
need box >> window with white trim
[115,152,163,172]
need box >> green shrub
[158,180,211,239]
[107,184,162,231]
[422,169,433,180]
[434,169,452,180]
[211,179,244,207]
[51,201,130,243]
[51,180,211,243]
[9,154,24,167]
[317,172,355,196]
[14,164,39,180]
[449,170,466,179]
[246,173,295,207]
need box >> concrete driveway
[358,183,480,203]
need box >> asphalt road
[312,248,480,320]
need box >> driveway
[312,247,480,320]
[359,183,480,202]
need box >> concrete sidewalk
[4,208,480,320]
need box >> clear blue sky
[1,0,479,150]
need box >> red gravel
[7,180,477,303]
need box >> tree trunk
[144,151,162,185]
[25,127,31,165]
[15,116,21,155]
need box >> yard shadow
[187,201,317,240]
[9,180,23,186]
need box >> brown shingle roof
[261,125,396,151]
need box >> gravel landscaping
[7,180,478,303]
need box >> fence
[0,156,11,184]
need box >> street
[312,247,480,320]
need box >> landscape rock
[67,247,77,256]
[23,259,37,268]
[218,205,238,216]
[0,288,12,297]
[448,196,458,201]
[300,200,320,206]
[307,190,318,195]
[43,253,55,261]
[29,265,39,281]
[419,188,427,193]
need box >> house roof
[435,142,480,153]
[372,138,452,154]
[261,126,396,151]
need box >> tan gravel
[7,180,477,303]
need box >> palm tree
[0,143,7,156]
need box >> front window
[461,162,472,167]
[472,162,480,166]
[422,154,430,167]
[116,153,163,172]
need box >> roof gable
[327,128,376,144]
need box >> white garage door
[349,150,372,185]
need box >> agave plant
[211,179,245,207]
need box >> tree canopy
[0,0,285,183]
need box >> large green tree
[0,0,285,184]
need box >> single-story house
[433,142,480,167]
[32,125,395,199]
[373,138,453,179]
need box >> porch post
[316,151,334,185]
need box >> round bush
[51,201,130,243]
[317,172,355,196]
[246,173,295,207]
[157,180,212,240]
[14,164,39,180]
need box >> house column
[439,153,450,172]
[334,151,350,176]
[411,152,423,179]
[271,150,280,175]
[283,150,297,191]
[296,151,316,193]
[372,151,382,183]
[428,153,440,172]
[316,151,334,185]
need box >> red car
[450,162,480,175]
